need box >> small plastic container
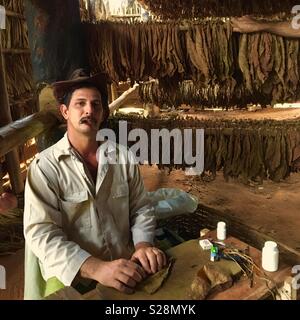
[217,221,226,240]
[262,241,279,272]
[210,245,219,262]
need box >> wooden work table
[83,231,292,300]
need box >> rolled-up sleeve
[127,152,156,246]
[24,158,91,286]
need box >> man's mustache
[79,116,97,124]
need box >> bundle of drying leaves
[86,19,300,107]
[109,115,300,182]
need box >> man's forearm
[80,256,104,280]
[134,241,153,250]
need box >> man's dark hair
[63,82,99,106]
[62,82,109,124]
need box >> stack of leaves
[108,115,300,182]
[85,20,188,83]
[139,79,247,109]
[86,20,300,107]
[139,31,300,107]
[85,19,234,85]
[238,33,300,105]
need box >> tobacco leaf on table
[136,257,175,294]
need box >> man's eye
[77,102,85,107]
[93,102,102,108]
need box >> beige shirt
[24,133,156,287]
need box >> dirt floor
[141,166,300,251]
[0,249,24,300]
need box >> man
[232,15,300,38]
[23,69,166,299]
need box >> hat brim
[52,73,108,104]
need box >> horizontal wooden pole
[5,10,25,19]
[109,83,139,113]
[0,109,60,158]
[2,48,31,54]
[0,86,139,158]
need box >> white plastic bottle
[262,241,279,272]
[217,221,226,240]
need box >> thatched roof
[137,0,299,18]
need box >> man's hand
[131,242,167,274]
[231,16,267,33]
[80,256,146,294]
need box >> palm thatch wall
[0,0,37,120]
[0,0,37,253]
[0,0,37,179]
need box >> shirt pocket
[59,190,91,229]
[111,183,129,199]
[109,183,130,235]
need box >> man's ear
[60,104,68,120]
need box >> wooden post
[109,83,139,113]
[0,38,24,194]
[0,165,3,193]
[107,83,112,104]
[111,83,119,103]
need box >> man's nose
[84,102,93,114]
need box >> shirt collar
[54,132,117,161]
[53,132,72,160]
